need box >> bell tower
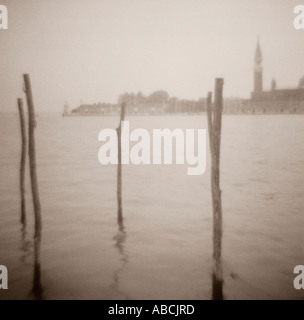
[253,39,263,97]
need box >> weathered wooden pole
[207,78,224,300]
[23,74,43,296]
[116,102,126,224]
[17,98,27,226]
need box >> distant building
[71,103,119,115]
[70,99,208,116]
[70,102,167,115]
[225,40,304,114]
[124,102,167,114]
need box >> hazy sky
[1,0,304,112]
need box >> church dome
[298,76,304,88]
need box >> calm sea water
[0,113,304,300]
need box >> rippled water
[0,113,304,300]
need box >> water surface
[0,113,304,299]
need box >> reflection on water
[20,196,26,226]
[20,225,32,266]
[212,272,223,300]
[32,253,43,300]
[19,214,43,300]
[109,205,129,299]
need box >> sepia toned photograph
[1,0,304,303]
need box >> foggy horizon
[1,0,304,112]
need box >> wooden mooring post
[17,98,27,226]
[207,78,224,300]
[116,102,126,224]
[23,74,43,296]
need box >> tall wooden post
[207,78,224,300]
[116,102,126,224]
[23,74,43,296]
[18,98,27,226]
